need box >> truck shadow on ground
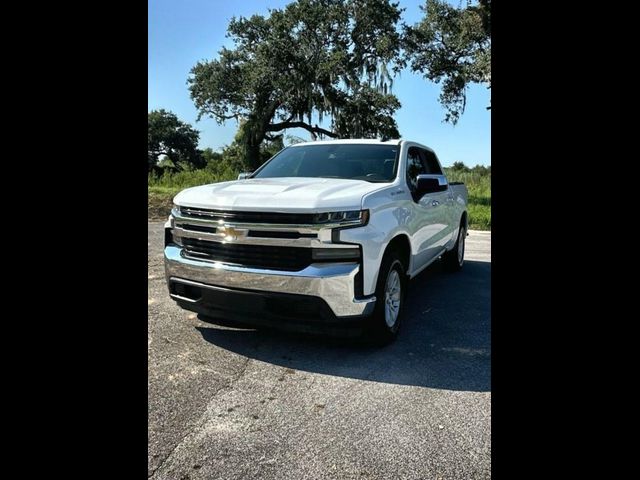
[196,259,491,392]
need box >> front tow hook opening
[169,281,202,303]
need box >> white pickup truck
[164,139,468,344]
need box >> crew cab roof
[288,138,402,147]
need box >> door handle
[431,200,440,207]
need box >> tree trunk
[244,139,262,171]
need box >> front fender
[339,205,412,296]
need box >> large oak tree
[189,0,403,169]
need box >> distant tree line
[448,161,491,176]
[148,109,203,172]
[148,108,492,176]
[148,109,285,174]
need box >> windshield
[252,144,399,183]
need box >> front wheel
[443,224,466,272]
[366,251,407,345]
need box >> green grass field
[148,167,491,230]
[148,169,235,219]
[444,169,491,230]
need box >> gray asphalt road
[148,222,491,479]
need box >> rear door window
[421,148,443,174]
[406,147,427,192]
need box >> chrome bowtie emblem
[218,226,243,241]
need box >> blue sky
[148,0,491,167]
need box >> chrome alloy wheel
[457,227,466,265]
[384,268,401,328]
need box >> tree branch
[216,113,240,121]
[266,121,338,138]
[264,133,282,142]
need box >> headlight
[313,209,369,226]
[172,203,181,216]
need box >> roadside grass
[148,188,179,220]
[148,167,491,230]
[148,169,236,220]
[466,203,491,230]
[444,169,491,230]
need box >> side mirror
[416,174,448,196]
[237,172,253,180]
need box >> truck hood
[173,177,387,212]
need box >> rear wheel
[367,250,407,345]
[443,223,466,272]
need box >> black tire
[366,250,407,346]
[443,223,466,272]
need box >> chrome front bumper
[164,245,376,318]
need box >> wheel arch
[460,210,468,230]
[380,234,412,278]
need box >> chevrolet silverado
[164,139,468,344]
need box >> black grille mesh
[182,238,313,271]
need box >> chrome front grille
[171,207,359,271]
[179,206,317,225]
